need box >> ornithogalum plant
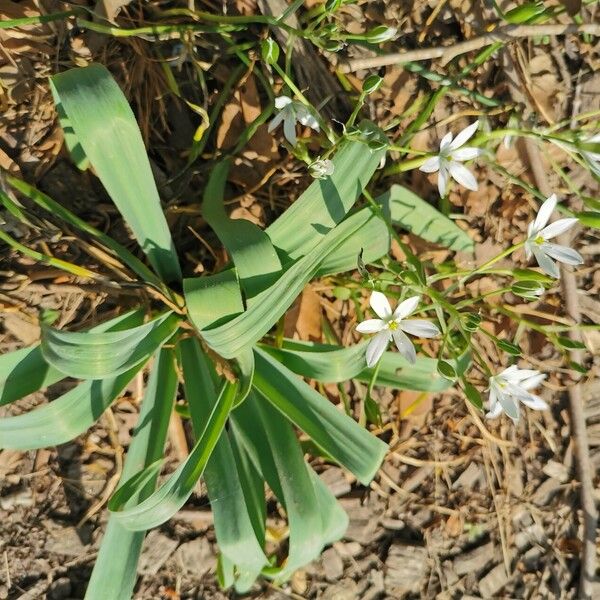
[0,65,470,598]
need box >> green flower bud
[260,38,280,65]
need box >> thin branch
[336,23,600,72]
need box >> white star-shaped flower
[524,194,583,278]
[419,121,482,197]
[486,365,548,422]
[356,291,440,367]
[268,96,319,147]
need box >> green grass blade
[178,338,268,591]
[0,310,144,406]
[109,381,238,530]
[41,312,179,379]
[384,184,474,251]
[6,175,163,288]
[266,122,387,262]
[252,347,387,485]
[85,349,176,600]
[203,160,282,298]
[0,364,144,450]
[262,339,469,391]
[49,64,182,282]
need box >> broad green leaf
[0,310,144,406]
[202,160,281,298]
[183,270,243,330]
[316,207,390,276]
[85,349,175,600]
[190,209,372,358]
[178,338,267,591]
[50,64,181,282]
[0,363,143,450]
[266,122,387,262]
[110,381,238,530]
[41,312,179,379]
[262,339,468,392]
[381,184,474,251]
[0,346,64,407]
[232,396,342,582]
[252,347,387,485]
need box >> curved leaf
[109,381,238,530]
[252,347,387,485]
[85,349,176,600]
[262,339,469,392]
[383,184,474,251]
[41,312,179,379]
[203,160,281,298]
[0,363,143,450]
[50,64,181,282]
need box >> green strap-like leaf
[0,363,144,450]
[85,349,176,600]
[232,395,348,583]
[262,339,470,392]
[109,380,237,530]
[189,210,372,358]
[0,310,144,406]
[266,122,387,262]
[384,184,474,251]
[0,346,64,407]
[50,64,182,282]
[202,160,282,299]
[41,312,179,379]
[252,347,387,485]
[178,338,268,592]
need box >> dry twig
[336,23,600,72]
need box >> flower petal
[392,329,417,364]
[267,111,285,133]
[501,366,539,384]
[296,106,320,131]
[365,330,390,367]
[274,96,293,109]
[539,218,578,240]
[370,291,392,319]
[437,164,449,197]
[448,161,478,191]
[400,319,440,338]
[498,391,520,421]
[520,393,549,411]
[439,132,453,152]
[449,147,481,162]
[524,240,533,261]
[283,116,297,146]
[356,319,386,334]
[532,246,560,278]
[486,402,504,419]
[393,295,420,320]
[449,121,479,150]
[520,372,547,391]
[540,243,583,266]
[419,156,441,173]
[532,194,557,233]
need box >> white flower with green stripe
[486,366,548,422]
[356,291,440,367]
[525,194,583,278]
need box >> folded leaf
[41,312,179,379]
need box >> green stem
[461,242,525,284]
